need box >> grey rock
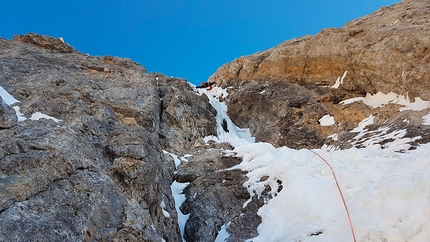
[0,34,182,241]
[0,96,18,128]
[176,144,263,242]
[157,74,217,155]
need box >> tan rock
[209,0,430,100]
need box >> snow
[12,106,27,122]
[215,222,231,242]
[340,91,430,111]
[29,112,61,123]
[160,200,170,218]
[332,71,348,89]
[318,114,335,126]
[171,181,189,241]
[3,79,430,241]
[351,115,374,133]
[0,86,20,105]
[423,112,430,125]
[165,150,190,241]
[200,87,430,241]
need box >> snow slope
[202,87,430,242]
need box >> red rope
[226,113,357,242]
[307,149,357,242]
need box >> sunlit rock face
[209,0,430,150]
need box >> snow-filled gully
[200,87,430,242]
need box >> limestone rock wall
[210,1,430,100]
[0,34,215,241]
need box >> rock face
[157,75,217,155]
[0,34,216,241]
[175,142,263,242]
[0,97,18,128]
[209,0,430,150]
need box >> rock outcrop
[0,34,216,241]
[0,97,18,128]
[175,142,263,242]
[209,0,430,150]
[157,75,217,155]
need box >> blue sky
[1,0,399,85]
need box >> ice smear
[340,91,430,111]
[200,86,430,241]
[0,86,20,105]
[165,151,190,241]
[319,114,335,126]
[201,88,255,145]
[171,181,189,242]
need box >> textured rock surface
[210,1,430,100]
[14,33,77,54]
[0,97,18,128]
[157,74,217,155]
[0,34,215,241]
[176,142,263,242]
[209,0,430,150]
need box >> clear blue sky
[1,0,399,85]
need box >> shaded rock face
[175,142,263,242]
[0,97,18,128]
[226,80,327,149]
[0,34,215,241]
[157,75,217,154]
[209,0,430,150]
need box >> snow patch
[319,114,335,126]
[215,222,231,242]
[160,200,170,218]
[29,112,61,123]
[423,112,430,125]
[12,106,27,122]
[331,71,348,89]
[0,86,20,105]
[340,91,430,111]
[171,181,189,242]
[351,115,374,133]
[165,151,190,241]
